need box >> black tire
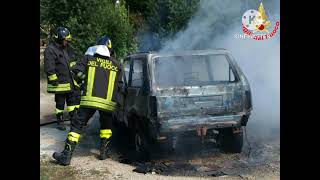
[134,128,150,162]
[219,127,243,153]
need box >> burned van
[115,49,252,159]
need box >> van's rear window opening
[154,55,236,87]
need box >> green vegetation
[40,0,137,59]
[40,0,200,57]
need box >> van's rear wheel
[218,127,243,153]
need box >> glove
[71,71,86,89]
[73,79,81,89]
[76,72,86,82]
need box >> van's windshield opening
[154,54,236,88]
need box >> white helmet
[87,45,110,57]
[84,46,97,56]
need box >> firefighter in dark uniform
[44,27,81,130]
[53,40,123,166]
[83,35,115,131]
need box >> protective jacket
[72,54,122,112]
[44,42,76,93]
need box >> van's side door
[126,55,149,119]
[117,57,131,126]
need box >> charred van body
[115,49,252,160]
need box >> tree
[123,0,200,51]
[40,0,137,59]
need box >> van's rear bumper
[158,113,249,133]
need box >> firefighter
[82,35,115,131]
[69,35,114,131]
[52,42,123,166]
[44,27,80,131]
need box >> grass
[88,169,102,176]
[40,154,111,180]
[40,160,78,180]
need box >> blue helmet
[96,35,112,49]
[55,27,72,42]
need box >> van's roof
[127,49,231,58]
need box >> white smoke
[160,0,280,139]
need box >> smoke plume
[159,0,280,139]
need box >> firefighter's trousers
[54,90,81,116]
[70,107,113,136]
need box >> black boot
[56,113,66,131]
[99,138,111,160]
[53,140,76,166]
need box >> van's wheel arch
[218,127,243,153]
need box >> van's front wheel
[134,129,150,162]
[218,127,243,153]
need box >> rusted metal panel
[117,49,252,140]
[159,114,243,133]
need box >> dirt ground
[40,81,280,180]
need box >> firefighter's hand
[74,76,84,88]
[73,79,81,89]
[70,71,82,84]
[73,71,85,83]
